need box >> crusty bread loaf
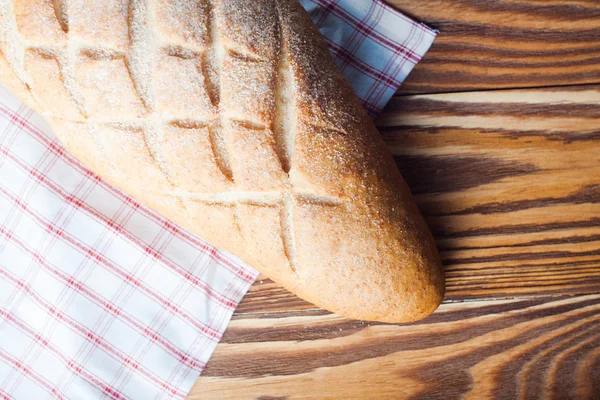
[0,0,444,322]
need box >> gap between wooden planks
[189,83,600,398]
[193,294,600,400]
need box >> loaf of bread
[0,0,444,322]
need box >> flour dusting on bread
[0,0,444,323]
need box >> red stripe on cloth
[2,227,188,398]
[361,102,380,118]
[0,216,222,349]
[0,235,191,398]
[0,146,236,326]
[333,0,382,72]
[366,22,420,110]
[0,140,246,311]
[0,309,128,400]
[324,38,404,87]
[0,268,205,373]
[311,0,423,63]
[0,105,255,284]
[0,349,67,400]
[0,387,12,400]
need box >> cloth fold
[0,2,436,399]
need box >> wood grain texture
[191,295,600,399]
[387,0,600,93]
[185,6,600,394]
[187,84,600,399]
[234,85,600,315]
[383,85,600,300]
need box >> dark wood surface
[389,0,600,94]
[189,2,600,399]
[195,295,600,400]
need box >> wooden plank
[386,0,600,93]
[235,85,600,315]
[190,294,600,399]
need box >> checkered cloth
[0,2,436,399]
[300,0,437,116]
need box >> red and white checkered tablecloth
[0,1,436,399]
[0,87,258,399]
[300,0,437,116]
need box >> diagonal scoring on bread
[272,4,296,175]
[0,0,445,322]
[204,0,232,181]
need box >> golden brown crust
[0,0,444,322]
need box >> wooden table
[189,1,600,398]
